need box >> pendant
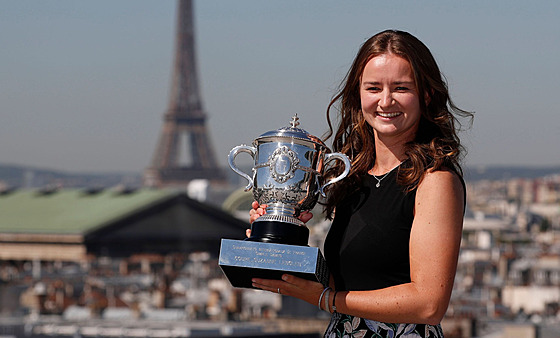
[375,182,380,188]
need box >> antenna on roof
[0,182,17,196]
[112,184,138,195]
[36,184,60,196]
[82,186,105,196]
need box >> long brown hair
[323,30,473,218]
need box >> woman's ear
[424,91,431,106]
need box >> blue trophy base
[219,239,330,288]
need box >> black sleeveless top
[324,169,416,291]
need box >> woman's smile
[376,111,403,118]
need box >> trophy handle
[319,152,351,197]
[228,144,257,191]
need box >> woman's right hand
[249,201,268,224]
[249,201,314,225]
[247,201,268,238]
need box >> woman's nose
[378,91,394,108]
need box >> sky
[1,0,559,173]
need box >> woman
[250,29,472,337]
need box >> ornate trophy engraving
[219,115,351,288]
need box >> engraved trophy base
[219,238,330,289]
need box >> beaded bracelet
[318,287,331,311]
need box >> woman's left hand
[252,274,326,308]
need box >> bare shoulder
[418,168,464,195]
[416,168,465,214]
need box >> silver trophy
[219,115,351,288]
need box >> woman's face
[360,53,422,144]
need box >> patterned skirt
[323,312,444,338]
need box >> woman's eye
[395,86,409,91]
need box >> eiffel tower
[144,0,225,188]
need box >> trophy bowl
[219,114,351,288]
[228,115,351,245]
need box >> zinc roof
[0,188,175,235]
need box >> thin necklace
[371,162,402,188]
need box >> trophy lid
[256,114,327,148]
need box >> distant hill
[464,165,560,181]
[1,163,559,189]
[0,163,142,189]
